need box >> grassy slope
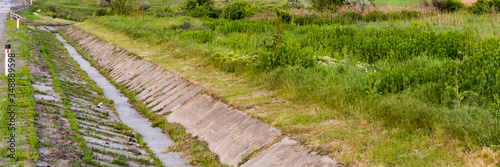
[34,0,499,165]
[75,19,494,166]
[0,20,39,166]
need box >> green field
[29,0,500,166]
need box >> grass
[0,20,39,165]
[35,28,168,166]
[60,31,227,167]
[72,8,500,165]
[30,0,500,165]
[34,28,99,166]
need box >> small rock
[97,102,103,108]
[105,142,109,145]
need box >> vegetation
[61,32,227,167]
[0,20,39,165]
[34,0,500,166]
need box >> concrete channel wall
[65,26,340,167]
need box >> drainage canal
[54,33,186,166]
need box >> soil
[28,31,84,167]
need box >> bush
[364,11,387,22]
[222,1,258,20]
[182,0,220,18]
[311,0,345,12]
[209,52,256,73]
[97,0,112,7]
[470,0,500,13]
[93,8,108,16]
[471,0,493,13]
[294,15,319,26]
[432,0,464,12]
[183,0,215,11]
[446,0,465,12]
[112,0,132,15]
[344,11,361,20]
[179,30,214,43]
[139,2,151,11]
[275,9,293,24]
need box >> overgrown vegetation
[61,32,227,167]
[36,0,500,165]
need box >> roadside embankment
[65,26,340,166]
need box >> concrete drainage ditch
[64,26,341,167]
[54,33,186,166]
[30,27,186,166]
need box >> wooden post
[142,0,144,24]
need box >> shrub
[209,52,256,73]
[222,1,258,20]
[400,10,422,19]
[311,0,345,12]
[294,15,319,26]
[183,0,215,11]
[432,0,464,12]
[97,0,112,7]
[446,0,465,12]
[93,8,108,16]
[139,2,151,11]
[182,0,220,18]
[275,9,293,23]
[470,0,500,13]
[112,0,132,15]
[471,0,493,13]
[344,11,361,20]
[364,11,387,22]
[179,30,214,43]
[432,0,448,11]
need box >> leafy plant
[182,0,220,18]
[432,0,464,12]
[275,9,293,24]
[222,0,258,20]
[112,0,132,15]
[311,0,345,12]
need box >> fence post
[5,44,10,76]
[17,18,20,29]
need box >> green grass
[73,9,500,165]
[0,20,39,165]
[60,31,227,167]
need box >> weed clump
[222,0,259,20]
